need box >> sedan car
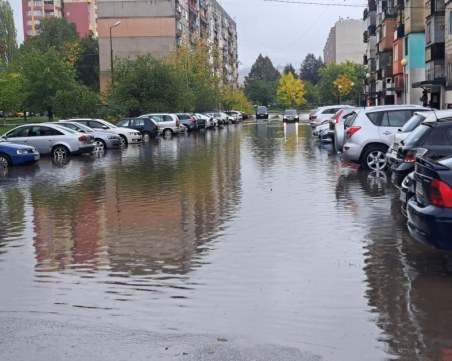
[0,141,40,167]
[407,156,452,250]
[1,123,95,157]
[65,118,142,147]
[283,109,299,123]
[116,117,160,141]
[57,121,121,151]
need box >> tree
[221,87,254,114]
[283,63,297,78]
[0,69,22,114]
[244,54,280,84]
[75,33,99,91]
[244,79,277,106]
[19,47,77,119]
[300,54,324,85]
[0,0,17,64]
[333,74,353,102]
[276,73,306,108]
[53,83,100,118]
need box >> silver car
[57,121,121,151]
[139,113,181,137]
[1,123,95,157]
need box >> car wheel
[52,145,70,159]
[0,154,10,168]
[142,132,151,142]
[163,128,173,137]
[361,145,388,170]
[95,139,106,152]
[119,135,128,147]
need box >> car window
[7,126,30,137]
[116,120,129,127]
[403,124,431,147]
[151,115,163,123]
[366,111,383,126]
[346,112,358,127]
[37,126,63,136]
[163,115,173,122]
[131,119,144,127]
[89,121,106,128]
[257,106,267,113]
[401,114,426,132]
[424,125,452,145]
[381,110,413,127]
[59,123,78,131]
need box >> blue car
[407,156,452,250]
[0,142,40,167]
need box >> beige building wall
[404,0,425,34]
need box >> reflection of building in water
[31,130,242,276]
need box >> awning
[412,79,446,89]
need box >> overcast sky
[9,0,365,70]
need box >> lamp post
[110,21,121,88]
[401,58,408,104]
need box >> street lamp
[110,21,121,88]
[401,58,408,104]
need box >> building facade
[323,18,366,65]
[97,0,238,90]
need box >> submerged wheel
[361,145,388,170]
[52,145,69,158]
[163,128,173,137]
[0,154,10,167]
[95,139,106,152]
[119,135,128,147]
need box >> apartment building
[22,0,95,39]
[96,0,238,90]
[323,18,366,65]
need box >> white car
[64,118,142,147]
[309,105,353,128]
[341,105,430,170]
[139,113,181,137]
[1,123,95,157]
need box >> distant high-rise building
[323,18,366,65]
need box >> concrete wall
[336,19,366,64]
[406,33,426,104]
[404,0,425,34]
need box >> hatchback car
[388,118,452,186]
[176,113,198,131]
[66,118,142,147]
[283,109,299,123]
[309,105,353,128]
[255,106,268,120]
[57,121,121,151]
[1,123,95,157]
[0,141,40,167]
[341,105,430,170]
[407,156,452,250]
[116,117,160,141]
[139,113,181,137]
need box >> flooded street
[2,121,452,361]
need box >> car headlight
[17,149,30,154]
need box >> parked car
[193,113,215,129]
[176,113,198,131]
[282,109,299,123]
[255,106,268,120]
[388,117,452,186]
[139,113,181,137]
[309,105,353,128]
[203,111,230,125]
[0,141,40,167]
[1,123,95,157]
[399,171,415,217]
[225,110,242,122]
[57,121,121,151]
[407,156,452,250]
[341,105,430,170]
[240,111,249,120]
[65,118,142,147]
[116,117,160,141]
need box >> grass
[0,116,53,136]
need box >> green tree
[19,48,77,119]
[75,33,99,91]
[244,54,280,84]
[53,83,100,118]
[0,69,22,114]
[0,0,17,64]
[276,73,305,108]
[303,81,320,106]
[283,63,297,78]
[300,54,324,85]
[244,79,277,106]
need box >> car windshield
[257,106,267,113]
[285,110,297,115]
[102,120,117,128]
[71,122,94,133]
[54,125,76,133]
[403,124,431,147]
[401,114,426,133]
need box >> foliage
[303,81,320,106]
[244,54,280,84]
[334,74,353,98]
[108,55,187,117]
[276,73,306,108]
[317,61,366,105]
[300,54,324,85]
[0,0,17,64]
[283,63,297,78]
[75,34,99,91]
[221,87,254,114]
[0,68,22,113]
[53,83,100,118]
[244,79,277,106]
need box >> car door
[131,118,145,132]
[32,126,66,154]
[378,110,414,146]
[3,126,31,146]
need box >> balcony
[363,8,369,20]
[394,73,404,90]
[426,60,445,80]
[368,24,377,35]
[200,0,208,10]
[394,23,404,38]
[395,0,404,10]
[425,0,446,18]
[188,0,197,13]
[426,43,445,62]
[382,7,397,20]
[382,65,393,78]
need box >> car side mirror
[102,125,109,130]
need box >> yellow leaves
[221,86,253,114]
[276,73,306,107]
[333,74,353,97]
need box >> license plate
[399,191,407,203]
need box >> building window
[394,43,399,62]
[449,10,452,35]
[382,23,386,38]
[447,63,452,85]
[426,20,432,44]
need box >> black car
[389,119,452,187]
[407,156,452,250]
[116,117,159,141]
[256,106,268,120]
[282,109,299,123]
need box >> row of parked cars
[0,110,246,167]
[309,104,452,252]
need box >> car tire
[119,135,128,147]
[0,154,10,167]
[52,145,70,158]
[361,145,388,170]
[334,123,345,153]
[95,139,106,152]
[142,132,151,142]
[163,128,173,137]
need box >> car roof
[362,104,428,112]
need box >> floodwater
[1,121,452,361]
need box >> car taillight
[430,179,452,208]
[78,135,88,142]
[191,118,196,123]
[346,126,361,138]
[404,153,416,163]
[335,109,344,123]
[311,115,317,120]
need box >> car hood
[0,142,35,151]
